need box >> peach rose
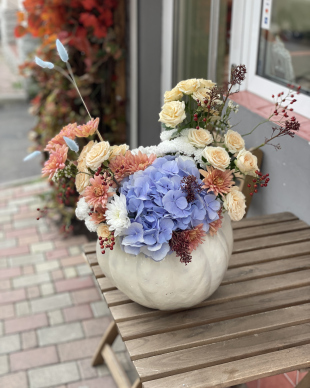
[224,130,245,153]
[223,187,246,221]
[202,146,230,171]
[164,87,183,103]
[109,144,129,160]
[158,101,186,128]
[177,79,200,95]
[86,141,111,170]
[97,223,110,239]
[235,149,258,176]
[188,128,213,148]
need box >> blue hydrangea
[119,156,220,261]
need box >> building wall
[230,105,310,224]
[137,0,162,146]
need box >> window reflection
[257,0,310,95]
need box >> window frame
[230,0,310,118]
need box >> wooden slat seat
[83,212,310,388]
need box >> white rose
[235,149,258,176]
[188,128,213,148]
[177,79,200,95]
[86,141,111,170]
[198,79,216,89]
[223,187,246,221]
[202,146,230,171]
[192,87,211,106]
[164,87,183,103]
[158,101,186,128]
[224,130,245,153]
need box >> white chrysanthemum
[160,129,178,142]
[75,198,90,221]
[105,194,131,236]
[131,145,159,157]
[85,216,98,232]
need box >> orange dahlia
[188,224,206,252]
[75,118,100,138]
[109,151,156,182]
[90,206,106,224]
[45,123,77,152]
[83,175,115,210]
[42,144,68,180]
[209,210,223,236]
[199,166,234,196]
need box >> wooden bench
[83,211,310,388]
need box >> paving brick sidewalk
[0,180,136,388]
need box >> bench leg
[296,372,310,388]
[102,344,132,388]
[91,321,118,366]
[132,378,142,388]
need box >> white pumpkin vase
[97,213,233,311]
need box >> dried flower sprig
[169,230,192,265]
[181,175,203,202]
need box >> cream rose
[224,130,245,153]
[86,141,111,170]
[202,146,230,171]
[75,160,90,194]
[235,149,258,176]
[164,87,183,103]
[177,79,200,95]
[78,141,95,164]
[192,87,211,106]
[109,144,129,160]
[97,223,110,239]
[158,101,186,128]
[198,79,216,89]
[188,128,213,148]
[223,187,246,221]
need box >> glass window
[172,0,232,86]
[257,0,310,96]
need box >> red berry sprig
[99,232,115,254]
[247,171,270,196]
[36,206,48,220]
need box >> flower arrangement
[16,0,126,231]
[27,41,301,263]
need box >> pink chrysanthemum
[42,145,68,180]
[209,210,223,236]
[188,224,207,252]
[45,123,77,151]
[83,175,115,210]
[75,118,100,138]
[90,206,106,224]
[199,166,234,196]
[109,151,156,182]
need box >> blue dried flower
[56,39,69,62]
[63,137,79,152]
[35,57,54,69]
[23,151,42,162]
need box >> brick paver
[0,181,136,387]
